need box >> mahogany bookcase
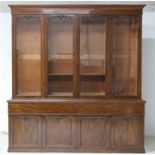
[8,5,145,153]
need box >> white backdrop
[142,12,155,137]
[0,11,155,136]
[0,12,11,133]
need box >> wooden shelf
[48,73,105,76]
[81,73,105,76]
[16,92,41,96]
[18,54,40,60]
[48,73,72,76]
[48,73,105,81]
[48,54,105,60]
[48,92,106,97]
[48,73,72,81]
[112,50,137,55]
[48,92,73,97]
[80,92,106,96]
[81,73,105,81]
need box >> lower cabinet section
[9,115,144,152]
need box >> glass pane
[47,16,74,96]
[111,16,138,96]
[16,16,41,96]
[80,16,106,96]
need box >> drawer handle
[23,117,31,121]
[124,116,131,121]
[55,116,64,119]
[85,116,103,120]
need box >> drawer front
[8,101,144,115]
[80,116,110,148]
[9,115,41,148]
[44,116,74,148]
[111,116,144,148]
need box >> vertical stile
[12,16,17,97]
[128,17,132,94]
[137,15,142,98]
[73,15,80,97]
[41,15,48,97]
[107,16,112,97]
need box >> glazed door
[15,15,139,98]
[111,15,139,96]
[47,15,75,97]
[15,16,42,96]
[79,16,107,97]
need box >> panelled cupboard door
[80,116,110,148]
[111,15,139,96]
[15,16,41,96]
[44,116,74,148]
[80,16,107,97]
[111,116,143,148]
[9,116,41,148]
[47,16,75,97]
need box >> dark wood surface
[8,99,145,115]
[8,5,145,153]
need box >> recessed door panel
[10,116,41,148]
[111,116,143,147]
[45,116,73,147]
[80,116,110,147]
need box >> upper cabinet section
[15,16,41,96]
[11,5,144,98]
